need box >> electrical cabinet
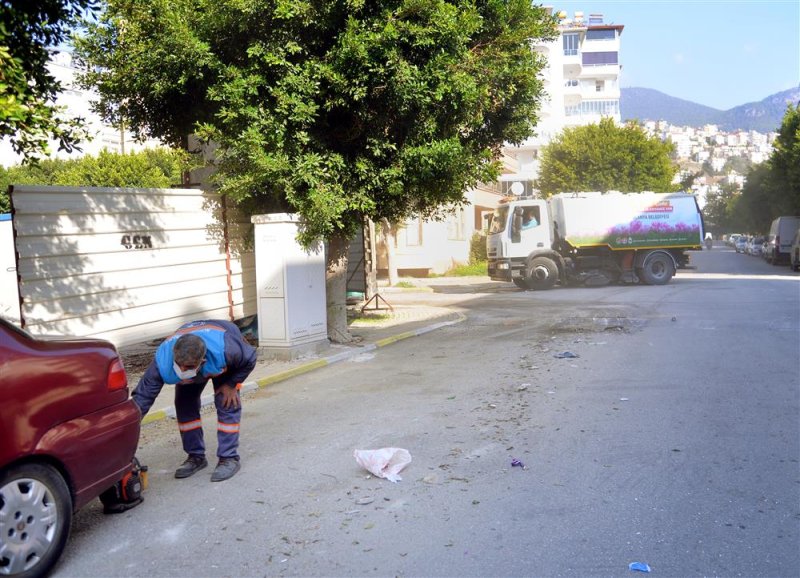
[251,214,327,354]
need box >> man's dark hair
[173,334,206,366]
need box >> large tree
[702,182,741,236]
[736,104,800,234]
[537,118,678,197]
[0,0,95,162]
[75,0,556,341]
[765,103,800,216]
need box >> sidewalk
[126,281,481,424]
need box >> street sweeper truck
[487,191,704,290]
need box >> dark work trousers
[174,379,241,459]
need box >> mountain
[621,86,800,132]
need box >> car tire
[0,463,73,578]
[638,252,675,285]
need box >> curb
[140,312,466,425]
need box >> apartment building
[0,51,158,167]
[504,10,624,185]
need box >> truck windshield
[489,206,509,234]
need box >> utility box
[251,213,327,358]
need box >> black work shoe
[175,455,208,479]
[210,458,241,482]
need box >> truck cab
[487,198,555,288]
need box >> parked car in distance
[765,216,800,265]
[735,236,748,253]
[790,228,800,272]
[0,318,141,578]
[747,236,765,256]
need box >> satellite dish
[510,182,524,196]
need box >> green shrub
[469,231,487,264]
[1,147,192,212]
[444,261,487,276]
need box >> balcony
[580,63,620,77]
[561,52,582,76]
[563,82,582,106]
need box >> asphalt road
[55,246,799,578]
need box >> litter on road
[353,447,412,482]
[629,562,651,573]
[554,351,580,359]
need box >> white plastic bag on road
[353,448,412,482]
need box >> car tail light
[107,358,128,391]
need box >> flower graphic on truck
[572,202,701,248]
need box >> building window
[400,217,422,246]
[563,33,579,56]
[586,29,615,41]
[565,79,579,87]
[595,80,604,92]
[447,208,466,241]
[582,51,618,66]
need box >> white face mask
[173,362,198,381]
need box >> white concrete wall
[0,217,21,323]
[10,185,255,346]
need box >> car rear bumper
[36,399,141,510]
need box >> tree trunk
[381,218,399,287]
[326,234,353,343]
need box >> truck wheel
[638,252,674,285]
[525,256,558,290]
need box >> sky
[551,0,800,110]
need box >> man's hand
[217,385,241,409]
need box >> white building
[504,10,624,184]
[0,51,158,167]
[710,157,727,173]
[668,132,693,159]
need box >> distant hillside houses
[643,120,777,165]
[638,120,778,207]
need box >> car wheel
[0,464,72,578]
[638,252,674,285]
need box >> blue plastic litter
[554,351,579,359]
[629,562,651,573]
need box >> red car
[0,318,141,577]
